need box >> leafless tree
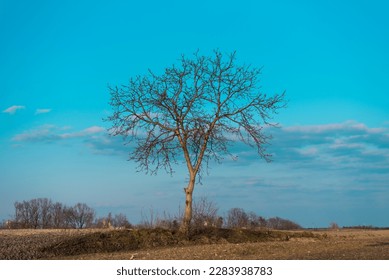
[266,216,302,230]
[95,212,131,228]
[329,222,339,230]
[108,50,285,235]
[29,199,40,229]
[39,198,53,228]
[14,198,52,229]
[12,198,99,229]
[192,196,219,229]
[226,207,249,228]
[68,203,95,229]
[258,216,267,228]
[14,201,30,228]
[61,206,75,228]
[112,213,132,228]
[247,211,260,229]
[52,202,65,228]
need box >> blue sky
[1,0,389,227]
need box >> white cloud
[271,121,389,172]
[296,147,319,156]
[83,126,105,134]
[283,120,384,134]
[11,120,389,179]
[12,125,57,142]
[61,126,105,139]
[35,108,52,115]
[12,125,106,142]
[2,105,25,114]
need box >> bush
[266,217,302,230]
[226,208,249,228]
[95,213,133,229]
[329,222,339,230]
[192,197,221,229]
[225,208,301,230]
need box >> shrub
[329,222,339,230]
[266,217,302,230]
[192,197,220,229]
[226,208,249,228]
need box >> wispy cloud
[10,120,389,177]
[283,120,384,134]
[83,126,105,134]
[277,121,388,158]
[201,121,389,193]
[2,105,25,114]
[35,108,52,115]
[12,125,106,142]
[12,124,56,142]
[10,124,129,156]
[262,121,389,189]
[60,126,106,139]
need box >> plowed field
[1,228,388,260]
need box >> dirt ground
[1,228,389,260]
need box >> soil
[1,228,389,260]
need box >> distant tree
[329,222,339,230]
[104,212,114,228]
[192,197,219,229]
[29,199,40,229]
[107,50,285,235]
[95,212,132,228]
[68,203,95,229]
[61,206,75,228]
[12,198,99,229]
[247,211,260,229]
[39,198,53,228]
[51,202,65,228]
[258,216,267,228]
[95,213,113,228]
[14,198,53,229]
[226,208,249,228]
[14,201,30,228]
[64,203,95,229]
[266,216,302,230]
[112,213,132,228]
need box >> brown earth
[1,228,389,260]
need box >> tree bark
[179,172,196,236]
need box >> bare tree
[95,212,131,228]
[39,198,53,228]
[226,208,249,228]
[52,202,65,228]
[14,201,30,228]
[14,198,49,229]
[192,196,219,229]
[61,206,75,228]
[29,199,40,229]
[266,216,302,230]
[68,203,95,229]
[329,222,339,230]
[112,213,132,228]
[12,198,99,229]
[258,216,267,228]
[108,50,285,235]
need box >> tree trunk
[179,172,196,236]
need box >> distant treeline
[342,226,389,230]
[1,197,303,230]
[1,198,131,229]
[224,207,302,230]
